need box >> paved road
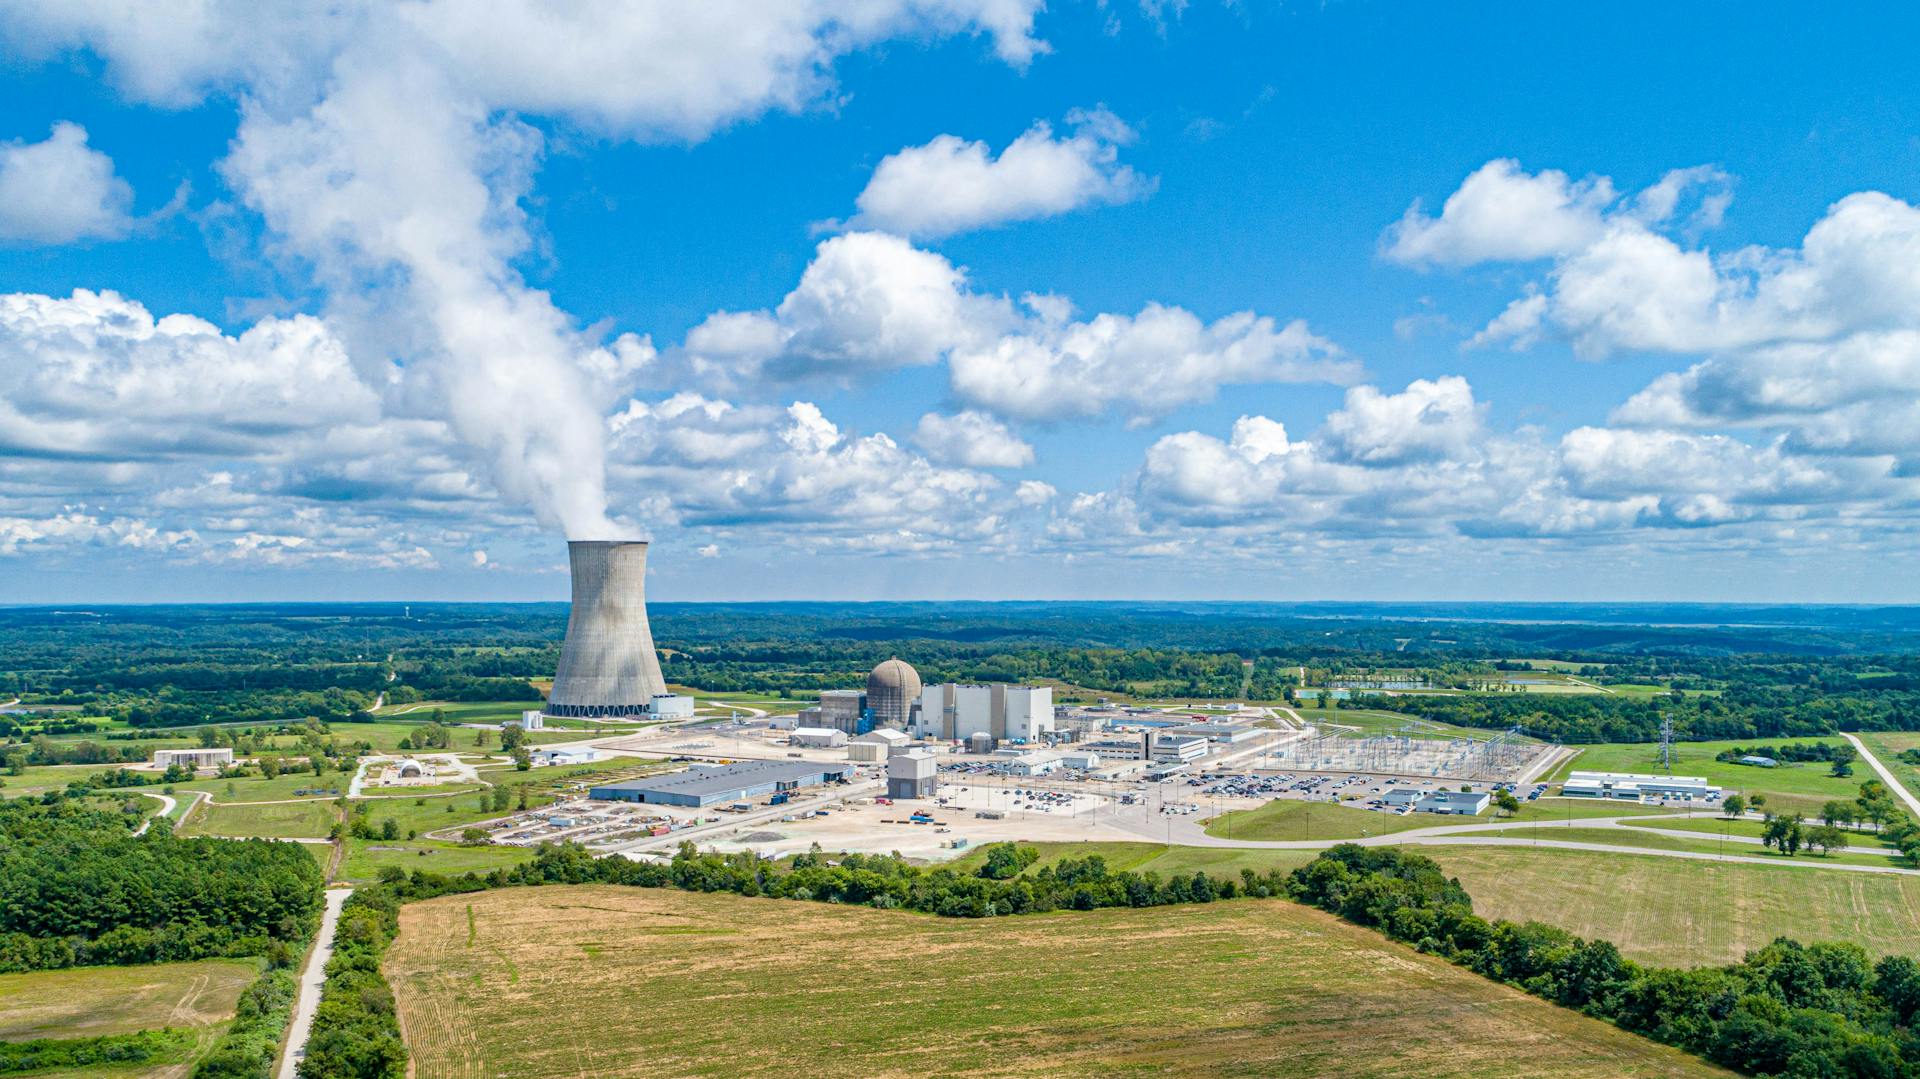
[133,792,175,836]
[278,887,353,1079]
[1844,733,1920,820]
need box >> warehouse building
[887,750,937,799]
[153,747,234,770]
[646,694,696,719]
[1561,771,1722,801]
[530,747,598,767]
[790,726,848,748]
[590,760,851,807]
[1080,735,1153,761]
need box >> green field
[1470,825,1900,868]
[338,837,535,883]
[1624,814,1899,849]
[1858,733,1920,801]
[1550,737,1878,816]
[176,770,349,803]
[182,799,338,839]
[946,839,1920,967]
[385,885,1726,1078]
[0,957,260,1042]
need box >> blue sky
[2,2,1919,603]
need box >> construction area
[1271,725,1554,782]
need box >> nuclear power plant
[546,540,667,717]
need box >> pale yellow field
[385,885,1729,1079]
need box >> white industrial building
[1080,736,1152,762]
[768,714,799,731]
[153,747,234,770]
[1561,771,1722,801]
[790,727,849,748]
[1060,751,1100,770]
[530,747,599,767]
[516,710,545,730]
[1006,752,1064,777]
[1150,736,1209,765]
[847,728,911,761]
[645,694,696,719]
[911,683,1054,745]
[887,750,938,799]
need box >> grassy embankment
[384,885,1726,1079]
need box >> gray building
[154,747,234,769]
[590,760,851,807]
[547,541,667,718]
[887,750,937,800]
[818,689,868,734]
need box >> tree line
[1289,844,1920,1077]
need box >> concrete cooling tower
[546,540,666,717]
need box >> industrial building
[1006,752,1064,777]
[1386,788,1490,815]
[867,658,922,729]
[646,694,696,719]
[546,540,667,717]
[590,760,851,807]
[911,683,1055,744]
[1166,721,1261,743]
[848,728,910,762]
[887,750,937,799]
[153,748,234,769]
[1060,750,1100,770]
[1080,735,1153,761]
[530,748,599,767]
[790,727,848,748]
[1150,736,1209,764]
[515,710,545,730]
[1561,771,1722,801]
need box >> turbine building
[546,540,667,718]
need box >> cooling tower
[546,540,666,717]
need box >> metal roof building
[590,760,852,807]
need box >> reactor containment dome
[867,657,922,729]
[546,540,666,718]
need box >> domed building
[866,657,922,730]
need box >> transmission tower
[1657,715,1675,775]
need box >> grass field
[1550,737,1877,816]
[386,885,1726,1078]
[0,957,260,1042]
[182,798,338,839]
[176,771,350,803]
[949,839,1920,967]
[1202,796,1676,841]
[338,838,534,883]
[1624,814,1898,850]
[1858,732,1920,800]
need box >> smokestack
[546,540,666,718]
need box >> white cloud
[1383,159,1617,267]
[0,289,380,460]
[846,107,1152,238]
[677,233,1359,420]
[696,543,720,558]
[1014,479,1056,506]
[0,122,134,244]
[6,2,1048,543]
[1322,376,1484,466]
[950,301,1358,421]
[913,410,1035,468]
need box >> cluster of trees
[0,796,323,973]
[297,890,407,1079]
[190,968,299,1079]
[1288,845,1920,1077]
[1757,814,1852,857]
[0,1030,187,1077]
[1716,742,1857,765]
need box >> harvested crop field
[385,885,1728,1078]
[0,957,259,1042]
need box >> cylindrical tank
[547,540,666,717]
